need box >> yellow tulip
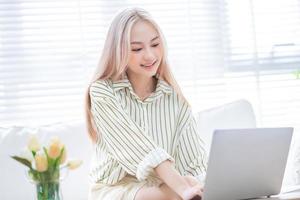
[27,134,41,152]
[35,152,48,172]
[67,160,82,170]
[48,137,64,159]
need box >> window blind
[224,0,300,71]
[0,0,223,126]
[0,1,87,126]
[220,0,300,141]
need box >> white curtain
[1,0,300,185]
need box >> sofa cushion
[195,99,257,154]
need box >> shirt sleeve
[175,103,208,185]
[89,80,174,181]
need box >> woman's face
[126,20,163,79]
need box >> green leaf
[29,169,40,182]
[11,156,32,169]
[43,147,49,157]
[54,147,65,168]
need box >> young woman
[85,7,207,200]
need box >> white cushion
[195,99,256,154]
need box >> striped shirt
[89,75,207,185]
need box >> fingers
[182,185,203,200]
[182,176,205,200]
[192,185,203,196]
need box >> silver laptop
[202,127,293,200]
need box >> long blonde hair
[85,7,187,142]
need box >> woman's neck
[126,73,157,100]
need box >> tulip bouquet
[11,135,82,200]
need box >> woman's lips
[141,60,156,67]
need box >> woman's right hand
[181,185,203,200]
[154,161,204,200]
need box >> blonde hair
[85,7,187,142]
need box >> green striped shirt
[89,75,207,185]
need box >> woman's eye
[132,48,142,52]
[131,43,159,52]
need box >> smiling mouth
[141,61,157,67]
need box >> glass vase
[26,168,68,200]
[35,180,62,200]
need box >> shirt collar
[112,74,173,95]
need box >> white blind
[224,0,300,71]
[220,0,300,138]
[0,0,223,126]
[0,1,87,126]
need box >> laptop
[201,127,293,200]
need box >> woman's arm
[175,104,207,179]
[154,101,206,199]
[154,160,203,199]
[155,160,190,196]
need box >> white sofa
[0,99,295,199]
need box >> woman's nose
[143,47,155,61]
